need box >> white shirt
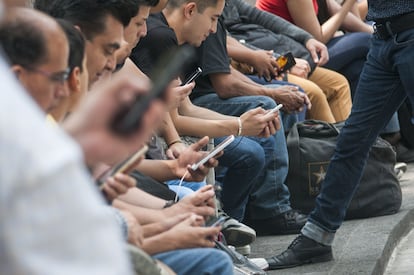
[0,56,133,275]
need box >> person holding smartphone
[131,0,309,241]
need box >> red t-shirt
[256,0,319,24]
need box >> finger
[309,47,320,64]
[114,173,136,188]
[191,136,210,151]
[192,205,215,217]
[101,184,117,201]
[165,149,176,160]
[108,180,129,194]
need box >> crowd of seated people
[1,0,412,274]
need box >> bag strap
[297,120,339,138]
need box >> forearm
[141,231,179,255]
[328,0,372,33]
[321,0,356,43]
[227,36,257,64]
[177,97,233,120]
[113,199,167,225]
[118,187,166,209]
[342,11,373,33]
[171,111,239,138]
[135,159,177,182]
[210,68,269,98]
[159,112,182,146]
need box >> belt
[373,11,414,40]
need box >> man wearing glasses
[0,7,70,112]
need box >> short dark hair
[35,0,140,40]
[167,0,221,13]
[0,11,48,67]
[56,19,86,73]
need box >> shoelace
[288,235,303,249]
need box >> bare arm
[286,0,357,44]
[171,107,240,137]
[210,67,307,113]
[327,0,373,33]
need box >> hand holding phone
[191,135,235,171]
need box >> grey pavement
[250,163,414,275]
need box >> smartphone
[276,52,296,74]
[191,135,235,171]
[111,45,196,135]
[268,104,283,114]
[181,67,202,86]
[97,145,148,187]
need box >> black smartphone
[111,45,196,135]
[276,52,296,73]
[181,67,202,86]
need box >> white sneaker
[249,258,269,271]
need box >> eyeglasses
[24,66,70,84]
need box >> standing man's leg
[266,28,414,269]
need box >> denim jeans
[303,28,414,246]
[192,94,292,220]
[167,180,206,200]
[153,248,233,275]
[248,75,306,129]
[324,32,371,94]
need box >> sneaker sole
[223,227,256,247]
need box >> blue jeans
[324,32,371,94]
[153,248,233,275]
[248,75,306,129]
[192,94,292,220]
[303,28,414,246]
[167,180,206,199]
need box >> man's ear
[183,2,197,19]
[11,64,24,80]
[68,67,81,95]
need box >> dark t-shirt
[130,12,231,100]
[190,18,231,99]
[130,12,179,76]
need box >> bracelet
[168,139,182,148]
[163,200,175,208]
[237,117,242,136]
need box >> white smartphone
[191,135,235,171]
[268,103,283,114]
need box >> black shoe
[266,234,333,270]
[249,209,307,236]
[395,143,414,163]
